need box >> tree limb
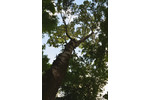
[78,28,94,44]
[60,12,73,40]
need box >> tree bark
[42,30,94,100]
[42,39,79,100]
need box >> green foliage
[42,0,58,33]
[47,25,68,47]
[42,11,58,33]
[55,1,108,99]
[43,0,55,13]
[57,51,107,99]
[57,0,75,11]
[42,54,51,72]
[103,92,108,100]
[42,0,108,99]
[42,45,51,73]
[47,0,106,47]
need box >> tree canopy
[42,0,108,99]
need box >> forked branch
[78,27,94,44]
[60,12,73,40]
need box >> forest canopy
[42,0,108,100]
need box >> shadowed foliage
[42,0,108,99]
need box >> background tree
[42,0,57,73]
[42,0,108,100]
[42,0,57,33]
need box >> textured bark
[42,31,94,100]
[42,39,79,100]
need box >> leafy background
[42,0,108,99]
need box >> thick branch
[78,31,94,44]
[61,13,73,40]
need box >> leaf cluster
[42,0,108,99]
[42,0,58,33]
[42,45,51,73]
[55,0,108,99]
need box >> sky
[42,0,108,95]
[42,0,87,64]
[1,0,150,99]
[42,34,61,64]
[42,34,82,64]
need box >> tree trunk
[42,39,79,100]
[42,30,94,100]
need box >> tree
[42,0,108,100]
[42,0,57,34]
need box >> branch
[60,12,73,40]
[78,32,94,44]
[78,27,94,44]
